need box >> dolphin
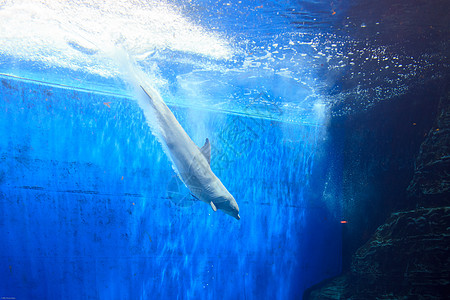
[139,85,240,220]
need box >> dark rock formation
[321,84,440,270]
[304,93,450,299]
[305,207,450,299]
[407,96,450,206]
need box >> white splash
[0,0,233,78]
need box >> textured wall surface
[408,94,450,205]
[304,91,450,299]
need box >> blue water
[0,76,341,299]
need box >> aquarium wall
[304,80,450,299]
[1,0,449,298]
[0,76,341,299]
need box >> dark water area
[327,80,443,269]
[304,87,450,298]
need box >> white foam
[0,0,233,78]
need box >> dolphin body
[139,85,240,220]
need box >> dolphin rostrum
[139,85,240,220]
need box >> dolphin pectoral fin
[210,201,217,212]
[190,193,200,201]
[200,138,211,165]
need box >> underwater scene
[0,0,448,299]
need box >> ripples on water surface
[0,0,447,123]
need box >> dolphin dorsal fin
[200,138,211,165]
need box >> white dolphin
[139,85,240,220]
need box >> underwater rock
[323,84,440,270]
[407,94,450,206]
[304,207,450,299]
[305,93,450,299]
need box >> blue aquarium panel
[0,77,341,299]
